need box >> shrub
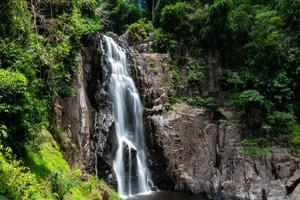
[127,19,155,44]
[236,90,265,107]
[291,123,300,145]
[160,2,194,38]
[188,59,206,89]
[111,1,144,34]
[0,69,27,103]
[0,145,46,200]
[242,137,273,154]
[267,111,296,134]
[171,69,180,83]
[25,129,121,200]
[182,96,218,109]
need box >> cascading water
[101,35,153,197]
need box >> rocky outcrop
[52,33,300,199]
[146,103,300,199]
[53,53,93,174]
[53,35,102,174]
[129,44,300,199]
[204,49,222,94]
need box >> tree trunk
[152,0,155,22]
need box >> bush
[221,69,246,91]
[171,69,180,83]
[152,28,175,53]
[242,137,273,154]
[291,123,300,145]
[188,59,206,89]
[25,129,121,200]
[267,111,296,134]
[126,19,176,53]
[182,96,218,109]
[0,69,27,103]
[160,2,194,38]
[0,69,47,143]
[0,145,46,200]
[111,1,144,34]
[236,90,265,107]
[127,19,155,44]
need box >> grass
[25,129,71,179]
[291,123,300,145]
[241,137,273,154]
[24,128,121,200]
[181,96,218,109]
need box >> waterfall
[101,35,153,197]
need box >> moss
[25,129,70,177]
[291,123,300,145]
[149,60,156,68]
[23,129,120,200]
[242,146,273,154]
[182,96,218,109]
[242,137,273,154]
[67,177,120,200]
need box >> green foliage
[0,0,33,39]
[66,177,120,200]
[171,69,180,83]
[0,125,8,142]
[0,2,119,199]
[165,94,177,111]
[0,0,104,146]
[188,59,206,89]
[132,0,300,137]
[110,0,144,34]
[126,19,176,52]
[200,0,233,47]
[0,69,27,101]
[127,19,155,44]
[235,90,265,107]
[250,8,283,46]
[0,129,120,200]
[242,137,273,154]
[0,145,47,200]
[267,111,296,134]
[24,129,120,200]
[221,68,251,91]
[0,68,47,142]
[160,2,194,38]
[182,96,218,109]
[291,123,300,145]
[151,28,175,53]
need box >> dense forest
[0,0,299,199]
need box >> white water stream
[101,35,153,197]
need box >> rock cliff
[130,42,300,200]
[53,34,300,200]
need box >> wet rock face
[91,35,118,186]
[92,110,117,186]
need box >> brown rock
[292,184,300,200]
[287,170,300,188]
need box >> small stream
[126,191,208,200]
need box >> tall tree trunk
[152,0,155,21]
